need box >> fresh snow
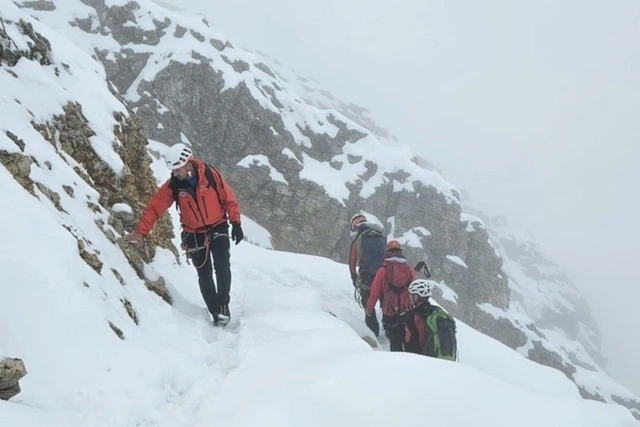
[281,148,300,163]
[395,227,431,249]
[237,215,274,250]
[446,255,468,269]
[0,130,636,426]
[0,2,127,175]
[360,211,384,229]
[111,203,133,214]
[1,156,637,425]
[237,154,288,185]
[460,212,485,228]
[477,296,640,411]
[437,280,459,303]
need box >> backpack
[357,228,386,274]
[421,305,458,361]
[380,262,415,316]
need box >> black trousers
[404,317,421,354]
[383,315,406,352]
[359,271,379,336]
[182,222,231,315]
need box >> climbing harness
[181,231,229,268]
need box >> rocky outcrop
[482,213,606,366]
[0,18,51,66]
[0,357,27,400]
[2,13,175,304]
[528,340,577,379]
[0,19,45,194]
[0,149,34,194]
[32,101,175,303]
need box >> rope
[182,231,229,269]
[354,286,363,308]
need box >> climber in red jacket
[366,240,418,351]
[125,143,243,326]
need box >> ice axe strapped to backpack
[414,258,431,278]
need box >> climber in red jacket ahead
[125,143,243,326]
[366,240,418,351]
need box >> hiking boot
[217,304,230,326]
[211,310,219,326]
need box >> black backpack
[419,305,458,361]
[357,228,386,274]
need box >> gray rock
[20,1,56,11]
[0,19,51,66]
[174,25,187,38]
[254,62,276,78]
[0,358,27,400]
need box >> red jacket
[135,158,241,235]
[406,311,427,352]
[365,253,418,316]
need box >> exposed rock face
[0,18,51,66]
[0,19,43,194]
[32,102,175,304]
[483,213,606,366]
[528,340,578,379]
[0,358,27,400]
[0,150,34,193]
[1,14,174,303]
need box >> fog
[154,0,640,393]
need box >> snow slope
[0,139,637,426]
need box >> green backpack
[422,305,458,361]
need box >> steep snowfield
[0,143,637,426]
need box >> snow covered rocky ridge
[1,0,638,422]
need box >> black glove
[365,312,380,337]
[351,273,358,286]
[231,222,244,245]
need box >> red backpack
[380,262,415,316]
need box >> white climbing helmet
[408,279,434,298]
[350,214,367,232]
[165,143,193,170]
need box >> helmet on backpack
[350,214,366,232]
[387,240,401,251]
[408,279,434,297]
[165,143,193,170]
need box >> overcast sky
[155,0,640,393]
